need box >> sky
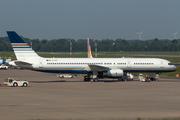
[0,0,180,40]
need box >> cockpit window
[168,63,173,65]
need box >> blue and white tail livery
[7,31,40,60]
[7,31,177,81]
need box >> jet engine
[98,69,123,78]
[0,59,6,64]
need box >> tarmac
[0,69,180,120]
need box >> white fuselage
[22,57,177,73]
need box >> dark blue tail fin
[7,31,40,60]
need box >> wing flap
[86,64,109,71]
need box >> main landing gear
[84,73,91,82]
[84,72,98,82]
[118,72,127,81]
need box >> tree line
[0,36,180,52]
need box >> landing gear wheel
[93,78,98,82]
[84,76,87,82]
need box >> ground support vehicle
[57,74,76,78]
[4,78,29,87]
[149,74,159,81]
[127,73,134,81]
[139,74,150,82]
[0,64,8,69]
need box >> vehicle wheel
[23,83,28,87]
[13,82,18,87]
[71,76,74,78]
[62,76,64,78]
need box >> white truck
[57,74,76,78]
[4,78,29,87]
[0,64,8,69]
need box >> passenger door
[160,61,164,68]
[39,59,43,68]
[127,60,131,68]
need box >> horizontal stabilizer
[14,61,32,66]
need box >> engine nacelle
[102,69,123,77]
[0,59,6,64]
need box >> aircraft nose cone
[174,65,177,71]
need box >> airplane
[87,38,93,58]
[7,31,177,81]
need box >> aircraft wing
[14,61,32,66]
[86,64,109,71]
